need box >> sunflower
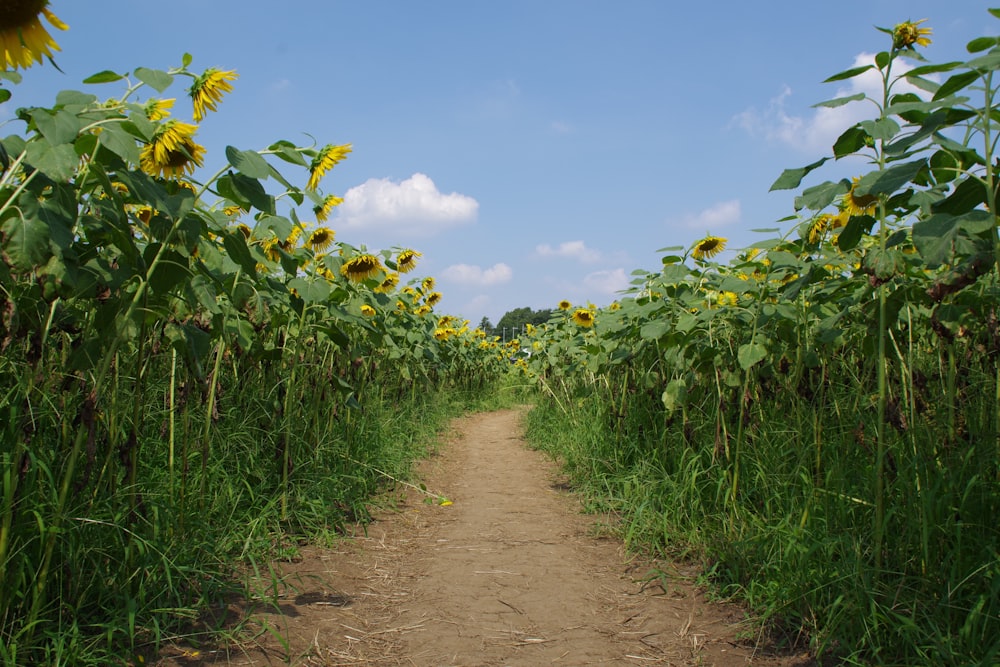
[375,272,399,294]
[691,235,727,261]
[572,308,595,328]
[558,299,572,311]
[396,249,421,273]
[425,291,443,306]
[313,194,343,223]
[0,1,67,70]
[190,68,238,122]
[843,177,877,217]
[396,300,408,311]
[415,304,432,317]
[144,98,175,122]
[421,276,435,293]
[807,213,837,245]
[139,120,205,179]
[306,144,352,191]
[360,304,376,317]
[893,19,931,49]
[340,254,383,282]
[307,227,335,252]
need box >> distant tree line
[478,306,552,340]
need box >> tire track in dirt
[157,408,811,666]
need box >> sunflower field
[523,14,1000,666]
[0,5,516,664]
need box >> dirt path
[158,409,810,666]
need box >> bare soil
[155,408,814,666]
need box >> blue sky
[5,1,995,325]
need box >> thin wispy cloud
[732,52,928,155]
[534,240,601,263]
[336,173,478,236]
[440,262,513,286]
[583,268,629,295]
[677,199,742,230]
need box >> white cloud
[534,240,601,263]
[440,262,513,286]
[582,268,629,295]
[679,199,741,230]
[732,52,927,154]
[336,173,478,236]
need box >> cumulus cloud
[732,52,927,154]
[679,199,741,230]
[336,173,478,236]
[534,240,601,263]
[582,268,629,295]
[440,263,513,286]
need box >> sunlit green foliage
[524,13,1000,666]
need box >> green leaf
[230,173,274,214]
[859,117,900,142]
[795,179,848,211]
[639,320,670,341]
[905,61,964,77]
[837,216,875,251]
[134,67,173,93]
[25,141,78,181]
[812,92,866,109]
[0,89,9,104]
[933,71,979,101]
[737,342,767,370]
[225,146,272,179]
[267,140,310,167]
[83,70,125,84]
[854,159,926,197]
[966,52,1000,72]
[833,126,868,158]
[182,53,193,67]
[1,207,51,271]
[30,109,81,145]
[931,177,989,215]
[222,230,259,277]
[875,51,890,70]
[967,37,998,53]
[769,157,829,191]
[97,123,142,163]
[144,245,190,295]
[912,211,993,266]
[288,277,331,303]
[661,378,687,414]
[823,64,874,83]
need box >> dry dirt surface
[156,408,814,667]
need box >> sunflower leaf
[225,146,271,180]
[823,65,874,82]
[134,67,174,93]
[812,92,866,109]
[769,157,830,191]
[737,342,767,370]
[83,70,125,84]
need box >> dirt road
[159,408,810,666]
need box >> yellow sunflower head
[397,249,422,273]
[375,272,400,294]
[421,276,435,293]
[425,291,443,306]
[313,194,343,223]
[190,68,238,122]
[893,19,931,50]
[691,235,727,261]
[306,227,335,252]
[307,143,352,191]
[0,1,68,71]
[340,253,383,282]
[360,304,376,317]
[144,98,175,122]
[843,177,878,218]
[139,120,205,179]
[572,308,595,328]
[558,299,572,311]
